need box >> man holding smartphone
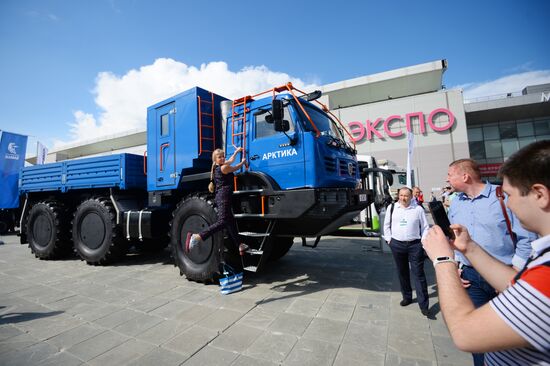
[423,140,549,365]
[383,187,430,316]
[446,158,537,365]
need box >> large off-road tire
[26,201,72,259]
[170,195,223,282]
[72,197,128,265]
[269,237,294,261]
[0,219,8,235]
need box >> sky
[1,0,549,154]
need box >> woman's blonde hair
[208,149,224,193]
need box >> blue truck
[18,83,374,281]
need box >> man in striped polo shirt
[422,140,549,365]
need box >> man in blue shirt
[446,158,537,366]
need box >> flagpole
[406,131,414,188]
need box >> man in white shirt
[384,187,430,316]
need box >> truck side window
[160,114,169,136]
[255,107,294,139]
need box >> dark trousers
[200,190,240,246]
[461,265,498,366]
[389,239,429,310]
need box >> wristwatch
[433,256,457,267]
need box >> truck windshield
[296,103,346,142]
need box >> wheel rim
[181,214,213,264]
[79,212,106,250]
[32,214,52,248]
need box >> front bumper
[233,187,372,237]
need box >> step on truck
[19,83,373,281]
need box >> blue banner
[0,131,28,208]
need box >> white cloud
[457,70,550,102]
[56,59,318,148]
[26,10,59,21]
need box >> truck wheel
[72,197,128,265]
[26,201,72,259]
[269,237,294,261]
[170,195,223,282]
[0,220,8,235]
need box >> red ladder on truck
[230,95,251,153]
[198,92,216,156]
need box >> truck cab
[235,95,358,191]
[217,86,368,239]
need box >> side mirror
[302,90,322,102]
[381,170,393,186]
[362,167,394,186]
[272,99,284,123]
[274,119,290,132]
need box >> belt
[392,238,421,244]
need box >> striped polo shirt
[485,235,550,365]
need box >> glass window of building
[501,139,519,158]
[534,119,550,136]
[517,120,534,137]
[469,141,486,160]
[485,140,502,159]
[499,121,517,139]
[486,157,503,164]
[467,127,483,141]
[519,136,537,149]
[483,125,500,140]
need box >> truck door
[155,102,176,187]
[247,105,305,189]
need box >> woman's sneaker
[239,243,249,256]
[185,233,202,252]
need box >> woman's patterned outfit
[199,165,241,246]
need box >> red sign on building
[347,108,456,142]
[479,163,502,177]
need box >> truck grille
[324,157,336,173]
[325,158,357,177]
[338,160,357,177]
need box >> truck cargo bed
[20,154,146,193]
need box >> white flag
[406,132,414,188]
[36,141,48,165]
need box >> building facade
[320,60,469,195]
[36,60,550,197]
[464,83,550,181]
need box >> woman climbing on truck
[186,147,248,255]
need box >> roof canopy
[320,60,447,109]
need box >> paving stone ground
[0,231,471,365]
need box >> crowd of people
[423,141,548,365]
[383,140,549,365]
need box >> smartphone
[428,201,455,239]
